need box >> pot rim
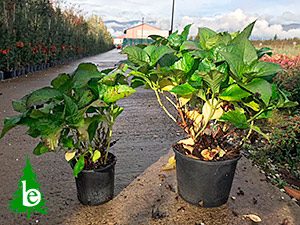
[173,146,241,166]
[72,152,117,173]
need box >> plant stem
[154,90,177,123]
[104,126,113,164]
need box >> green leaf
[167,31,182,49]
[63,95,78,117]
[102,85,136,103]
[12,95,29,113]
[26,87,62,107]
[199,70,224,94]
[245,78,272,105]
[144,45,174,66]
[73,155,85,177]
[219,109,249,129]
[220,84,251,101]
[232,21,256,42]
[181,24,192,41]
[72,63,103,89]
[180,41,199,51]
[78,90,95,109]
[173,53,194,73]
[0,115,22,138]
[257,47,272,59]
[252,61,282,78]
[122,46,150,66]
[92,150,101,163]
[33,142,49,155]
[189,72,203,88]
[170,83,196,96]
[198,27,217,49]
[220,49,244,78]
[51,73,71,92]
[111,106,124,120]
[61,136,74,148]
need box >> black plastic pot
[74,153,117,205]
[173,147,240,208]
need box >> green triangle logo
[9,157,47,219]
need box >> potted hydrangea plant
[0,63,135,205]
[122,22,297,207]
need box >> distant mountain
[282,23,300,31]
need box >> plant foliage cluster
[0,63,135,176]
[122,22,298,161]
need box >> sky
[63,0,300,39]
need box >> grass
[252,38,300,56]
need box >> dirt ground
[0,49,299,225]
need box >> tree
[9,157,47,219]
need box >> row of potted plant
[0,22,297,208]
[0,1,114,74]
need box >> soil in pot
[73,153,117,206]
[173,144,240,208]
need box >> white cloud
[176,9,300,39]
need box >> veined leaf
[122,46,150,66]
[144,45,174,66]
[180,41,199,51]
[51,73,71,92]
[252,61,282,78]
[220,84,251,101]
[198,27,217,49]
[173,53,194,73]
[219,109,249,129]
[181,24,192,41]
[245,78,272,105]
[72,63,103,89]
[170,83,196,96]
[26,87,62,107]
[102,85,136,103]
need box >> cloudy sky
[64,0,300,39]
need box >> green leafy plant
[0,63,135,176]
[122,22,298,161]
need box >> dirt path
[0,49,179,224]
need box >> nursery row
[0,0,114,73]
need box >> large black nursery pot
[173,147,240,208]
[74,153,117,205]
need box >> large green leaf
[199,70,224,94]
[220,84,251,101]
[0,115,22,138]
[102,85,136,103]
[78,90,95,109]
[51,73,71,92]
[245,78,272,105]
[188,72,203,88]
[198,27,217,49]
[252,61,282,78]
[63,95,78,117]
[73,155,85,177]
[220,50,244,78]
[122,46,150,66]
[72,63,103,89]
[219,109,249,129]
[181,24,192,41]
[170,83,196,96]
[173,53,194,73]
[12,95,29,113]
[144,45,174,66]
[180,41,199,51]
[26,87,62,107]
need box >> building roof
[124,23,162,32]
